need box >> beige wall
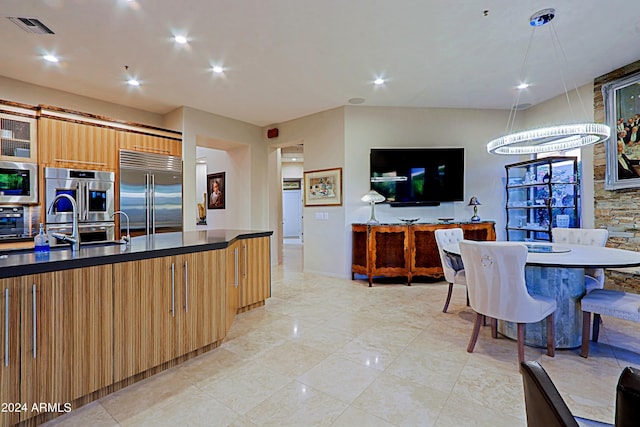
[268,108,345,276]
[180,106,266,233]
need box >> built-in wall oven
[0,206,30,241]
[44,167,116,244]
[0,161,38,205]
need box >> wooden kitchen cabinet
[0,279,20,427]
[238,236,271,311]
[38,117,117,171]
[117,131,182,157]
[113,256,177,381]
[177,251,225,355]
[113,250,225,381]
[352,222,496,286]
[20,265,113,420]
[0,112,37,162]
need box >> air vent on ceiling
[7,17,55,34]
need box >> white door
[283,189,302,238]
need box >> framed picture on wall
[603,70,640,190]
[207,172,225,209]
[303,167,342,206]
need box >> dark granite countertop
[0,229,273,279]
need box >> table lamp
[361,190,385,224]
[468,196,481,222]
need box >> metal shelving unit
[505,156,579,241]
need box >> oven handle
[81,182,87,221]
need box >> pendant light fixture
[487,8,610,155]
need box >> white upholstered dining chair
[552,228,609,293]
[434,228,466,313]
[459,240,557,365]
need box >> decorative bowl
[398,218,420,224]
[438,217,455,223]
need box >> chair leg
[490,317,498,339]
[442,283,454,313]
[517,323,525,365]
[546,312,555,358]
[581,311,591,358]
[467,312,483,353]
[592,313,601,342]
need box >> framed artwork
[207,172,225,209]
[603,71,640,190]
[283,179,301,190]
[304,167,342,206]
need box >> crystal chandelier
[487,8,610,155]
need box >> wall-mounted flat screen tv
[370,148,464,206]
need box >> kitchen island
[0,230,272,427]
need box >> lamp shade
[361,190,385,204]
[467,196,481,206]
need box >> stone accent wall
[593,60,640,292]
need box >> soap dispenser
[34,223,50,253]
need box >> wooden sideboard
[351,221,496,286]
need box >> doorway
[283,180,303,241]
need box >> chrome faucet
[47,194,80,251]
[111,210,131,245]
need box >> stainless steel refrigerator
[119,149,183,237]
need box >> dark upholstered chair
[520,361,640,427]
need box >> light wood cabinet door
[175,251,225,355]
[20,265,113,420]
[38,118,117,171]
[118,131,182,157]
[114,251,225,379]
[225,241,241,333]
[113,256,177,382]
[239,236,271,310]
[0,113,37,162]
[0,278,20,427]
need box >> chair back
[434,228,465,283]
[520,361,579,427]
[551,228,608,247]
[616,366,640,427]
[459,240,550,323]
[552,228,609,290]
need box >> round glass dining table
[443,241,640,348]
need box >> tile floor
[44,242,640,426]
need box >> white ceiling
[1,1,638,127]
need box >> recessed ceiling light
[127,78,140,86]
[348,97,365,104]
[517,83,529,89]
[174,35,188,44]
[374,78,385,85]
[212,65,224,74]
[43,54,58,63]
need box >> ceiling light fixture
[487,8,610,155]
[174,35,188,44]
[127,78,140,87]
[212,65,223,74]
[43,54,58,63]
[517,83,529,90]
[374,78,385,85]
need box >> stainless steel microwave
[0,161,38,204]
